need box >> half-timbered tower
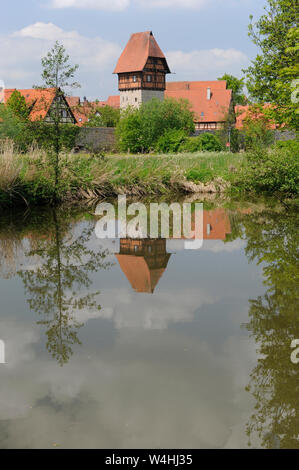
[114,31,171,109]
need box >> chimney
[207,88,211,100]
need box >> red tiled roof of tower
[114,31,170,74]
[165,81,232,123]
[4,88,57,121]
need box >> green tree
[0,105,28,151]
[116,98,195,153]
[6,90,30,120]
[85,105,120,128]
[245,0,299,129]
[218,74,247,106]
[35,41,80,201]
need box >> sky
[0,0,268,100]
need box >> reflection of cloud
[166,238,245,253]
[0,317,256,448]
[75,288,215,329]
[202,239,246,253]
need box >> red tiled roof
[114,31,170,74]
[66,96,120,126]
[165,81,232,123]
[235,104,277,129]
[4,88,57,121]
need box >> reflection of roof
[114,31,170,74]
[165,81,232,123]
[202,209,231,240]
[116,254,169,293]
[4,88,57,121]
[116,238,171,293]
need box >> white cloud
[0,21,249,99]
[50,0,130,10]
[167,48,249,80]
[49,0,208,10]
[0,22,121,99]
[137,0,207,8]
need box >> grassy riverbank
[0,142,298,206]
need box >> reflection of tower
[116,239,171,294]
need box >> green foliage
[36,41,80,201]
[85,105,120,128]
[0,105,28,151]
[155,129,188,153]
[245,0,299,130]
[0,105,79,152]
[243,109,275,150]
[6,90,30,120]
[25,121,80,151]
[237,147,299,194]
[217,73,247,105]
[179,133,223,153]
[274,139,299,154]
[186,168,214,183]
[116,98,195,153]
[216,127,243,153]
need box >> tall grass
[0,140,22,193]
[0,145,245,204]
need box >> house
[66,95,120,126]
[4,88,77,124]
[235,104,278,130]
[165,81,233,131]
[114,31,171,109]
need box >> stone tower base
[120,89,164,109]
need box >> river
[0,195,298,449]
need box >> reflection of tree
[18,208,112,366]
[240,208,299,449]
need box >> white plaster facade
[120,89,165,110]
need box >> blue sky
[1,0,267,99]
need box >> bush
[24,122,80,151]
[155,129,188,153]
[243,112,275,150]
[237,147,299,194]
[179,133,223,153]
[274,140,299,154]
[116,98,195,153]
[85,105,120,128]
[216,127,243,153]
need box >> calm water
[0,196,298,449]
